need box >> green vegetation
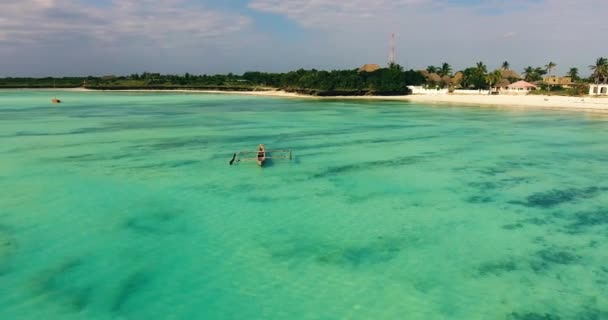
[545,61,557,93]
[485,70,502,91]
[438,63,452,77]
[0,77,84,88]
[589,57,608,84]
[545,62,557,76]
[528,84,589,96]
[448,62,489,90]
[567,68,580,82]
[522,66,547,82]
[245,65,425,95]
[0,65,425,96]
[2,57,606,97]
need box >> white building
[589,84,608,95]
[407,86,448,95]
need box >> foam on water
[1,90,607,319]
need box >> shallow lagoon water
[1,90,607,319]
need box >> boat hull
[256,144,266,167]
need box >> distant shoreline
[4,87,608,113]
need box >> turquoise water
[1,90,607,319]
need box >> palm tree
[438,62,452,77]
[426,66,438,74]
[485,70,503,94]
[502,61,510,70]
[567,68,579,82]
[476,62,488,91]
[388,63,403,72]
[523,66,535,82]
[545,61,557,93]
[545,61,557,76]
[534,67,547,77]
[589,57,608,84]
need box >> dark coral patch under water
[577,306,608,320]
[311,155,427,179]
[502,223,524,230]
[529,247,581,272]
[564,210,608,233]
[509,306,608,320]
[537,247,581,264]
[511,187,607,209]
[478,166,509,177]
[467,181,499,190]
[466,195,495,204]
[315,240,401,267]
[519,217,549,226]
[507,312,561,320]
[124,209,186,235]
[477,258,518,276]
[263,235,414,269]
[467,176,533,191]
[31,259,93,311]
[111,271,150,314]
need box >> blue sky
[0,0,606,77]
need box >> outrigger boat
[51,80,61,104]
[229,144,293,167]
[256,144,266,166]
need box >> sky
[0,0,607,77]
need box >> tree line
[0,65,426,96]
[421,57,608,91]
[1,57,605,95]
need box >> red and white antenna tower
[389,33,396,66]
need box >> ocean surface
[1,90,607,320]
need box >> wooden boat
[229,145,292,167]
[51,80,61,104]
[256,144,266,167]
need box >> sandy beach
[108,89,608,112]
[401,94,608,112]
[27,87,608,113]
[221,89,608,111]
[231,90,608,113]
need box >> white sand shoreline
[6,88,608,113]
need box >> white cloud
[1,0,607,76]
[248,0,431,28]
[0,0,252,47]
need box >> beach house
[502,80,537,94]
[589,84,608,95]
[543,76,573,88]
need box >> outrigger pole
[229,148,293,165]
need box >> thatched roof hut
[441,75,452,85]
[501,69,521,80]
[452,72,463,85]
[496,79,510,88]
[428,73,441,82]
[358,64,381,72]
